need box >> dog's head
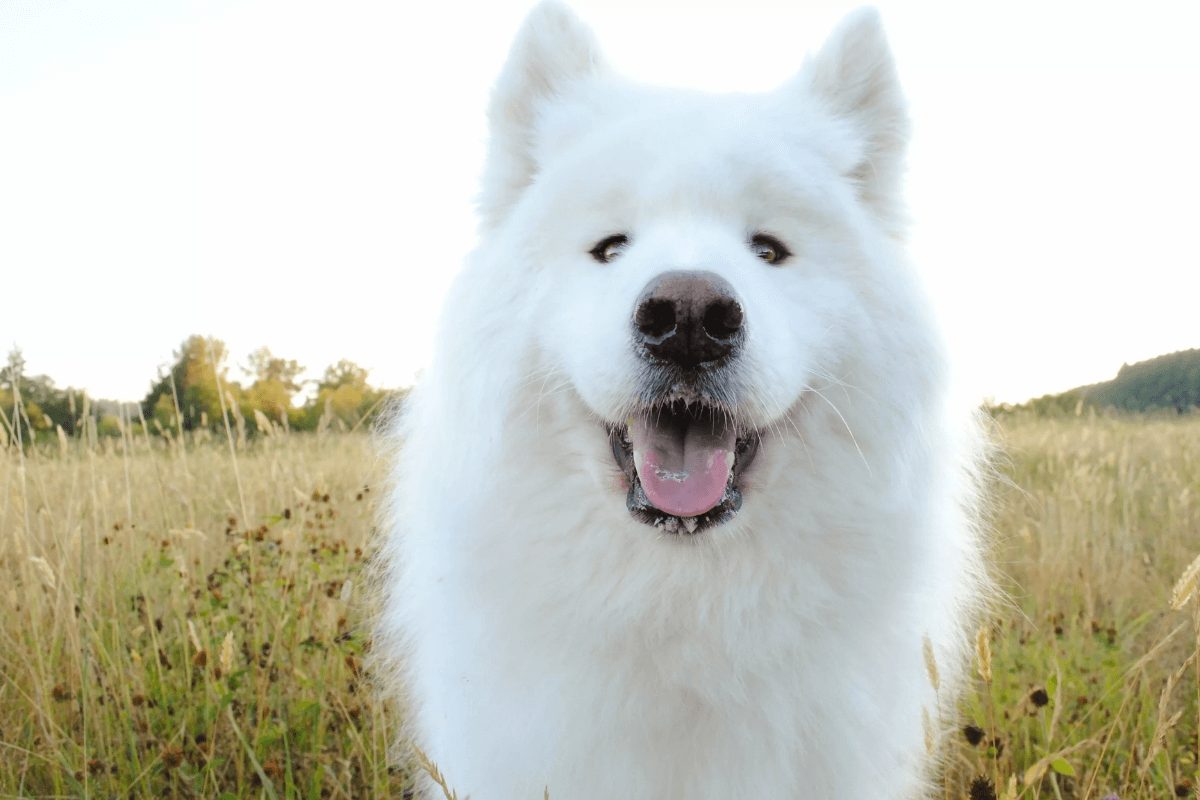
[476,2,923,535]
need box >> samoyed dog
[376,3,989,798]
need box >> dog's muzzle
[609,403,758,535]
[609,270,759,535]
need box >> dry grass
[0,418,408,798]
[4,408,1200,798]
[948,411,1200,799]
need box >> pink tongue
[629,413,736,518]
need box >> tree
[242,347,305,425]
[1,345,26,390]
[142,336,238,430]
[319,359,369,392]
[245,347,305,392]
[1,346,84,440]
[292,359,391,430]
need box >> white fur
[375,4,989,798]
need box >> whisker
[804,384,871,476]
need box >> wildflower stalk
[977,625,999,793]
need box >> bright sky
[2,2,1197,405]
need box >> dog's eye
[590,234,629,264]
[750,233,791,265]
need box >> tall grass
[948,411,1200,799]
[0,413,409,798]
[3,406,1200,798]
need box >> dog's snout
[633,271,744,369]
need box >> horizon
[2,2,1197,405]
[4,339,1197,409]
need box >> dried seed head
[219,630,235,675]
[963,725,986,746]
[921,705,934,755]
[969,775,997,800]
[186,619,202,652]
[1171,551,1200,610]
[28,556,56,590]
[922,633,940,692]
[1030,688,1049,708]
[192,649,208,668]
[161,745,183,769]
[263,758,285,782]
[976,626,993,683]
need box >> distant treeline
[991,348,1200,418]
[0,336,408,444]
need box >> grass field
[2,410,1200,799]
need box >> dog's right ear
[478,1,605,229]
[798,8,910,231]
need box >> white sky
[1,2,1197,405]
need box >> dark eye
[750,233,791,265]
[590,234,629,264]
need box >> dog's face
[479,3,911,535]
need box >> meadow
[2,407,1200,799]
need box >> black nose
[633,270,744,369]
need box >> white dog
[376,3,989,798]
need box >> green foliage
[137,338,400,438]
[1,346,87,443]
[1088,348,1200,413]
[4,339,404,452]
[990,349,1200,418]
[291,359,397,433]
[243,347,306,426]
[990,390,1088,419]
[142,336,235,432]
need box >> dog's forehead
[529,114,832,234]
[550,88,776,162]
[537,83,840,194]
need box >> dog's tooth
[683,517,698,534]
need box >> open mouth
[609,400,759,535]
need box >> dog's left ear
[479,1,606,230]
[801,8,909,224]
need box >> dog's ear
[479,1,605,229]
[802,8,909,224]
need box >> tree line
[989,348,1200,418]
[1,336,406,445]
